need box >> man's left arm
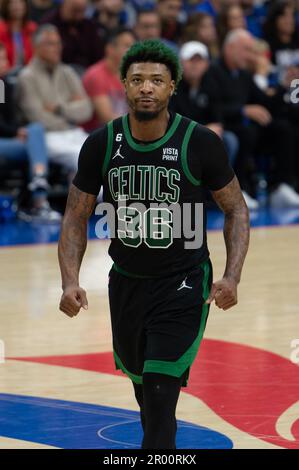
[207,176,250,310]
[188,126,250,310]
[59,67,93,124]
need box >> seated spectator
[93,0,125,36]
[249,38,275,92]
[191,0,222,19]
[263,0,299,84]
[29,0,57,23]
[0,0,37,71]
[216,3,247,47]
[82,27,135,131]
[156,0,184,43]
[134,8,178,52]
[181,12,219,58]
[0,42,60,222]
[40,0,104,71]
[17,24,93,176]
[170,40,238,165]
[201,29,299,209]
[92,0,135,29]
[134,9,161,41]
[240,0,268,38]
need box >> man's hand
[70,94,84,101]
[59,285,88,318]
[206,277,238,310]
[254,55,272,76]
[44,102,59,113]
[243,104,272,126]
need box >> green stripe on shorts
[142,260,211,380]
[113,349,143,384]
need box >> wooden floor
[0,225,299,449]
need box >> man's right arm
[58,185,96,317]
[58,128,105,317]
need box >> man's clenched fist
[59,285,88,317]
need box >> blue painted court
[0,394,233,449]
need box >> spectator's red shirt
[82,59,128,131]
[0,20,37,68]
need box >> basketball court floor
[0,208,299,449]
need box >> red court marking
[10,339,299,449]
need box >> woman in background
[263,0,299,79]
[181,12,219,58]
[216,3,247,47]
[0,0,37,71]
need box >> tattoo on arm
[58,184,97,290]
[211,176,250,283]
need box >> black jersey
[73,112,234,278]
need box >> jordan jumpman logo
[112,144,125,159]
[177,276,193,291]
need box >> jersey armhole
[101,120,114,178]
[181,121,202,186]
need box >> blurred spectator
[181,12,219,58]
[29,0,57,23]
[249,38,274,91]
[216,3,247,47]
[93,0,124,36]
[240,0,268,38]
[0,42,60,222]
[201,29,299,208]
[0,0,37,70]
[17,24,92,175]
[170,40,239,164]
[156,0,184,43]
[40,0,104,71]
[91,0,135,29]
[134,8,178,52]
[191,0,223,19]
[263,0,299,83]
[82,27,135,131]
[134,9,161,41]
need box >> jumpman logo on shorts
[177,276,193,291]
[112,144,125,159]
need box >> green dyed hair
[120,39,182,89]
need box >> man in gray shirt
[17,24,93,176]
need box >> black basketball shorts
[108,259,213,387]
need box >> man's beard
[127,97,167,122]
[134,109,161,121]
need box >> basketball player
[58,40,250,449]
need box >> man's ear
[170,80,176,96]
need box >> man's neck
[35,56,57,72]
[9,20,21,32]
[129,109,170,142]
[186,77,201,90]
[223,54,237,72]
[105,57,119,75]
[279,32,292,44]
[60,5,75,21]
